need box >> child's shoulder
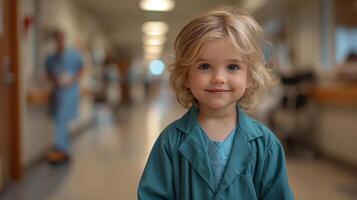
[157,119,186,144]
[158,108,196,141]
[241,114,282,149]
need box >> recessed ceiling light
[144,53,161,61]
[142,22,169,35]
[143,45,163,54]
[142,35,166,46]
[140,0,175,12]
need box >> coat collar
[174,105,263,193]
[173,105,264,141]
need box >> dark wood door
[0,0,21,191]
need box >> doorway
[0,0,21,191]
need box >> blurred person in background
[345,52,357,62]
[336,51,357,82]
[45,29,83,164]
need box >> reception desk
[308,82,357,104]
[308,81,357,168]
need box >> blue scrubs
[200,126,236,191]
[46,48,83,152]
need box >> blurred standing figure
[46,29,83,164]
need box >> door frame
[5,0,21,181]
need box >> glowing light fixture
[142,22,169,35]
[140,0,175,12]
[144,52,161,60]
[143,35,166,46]
[144,45,163,54]
[142,21,168,62]
[149,59,165,75]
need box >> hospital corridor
[1,0,357,199]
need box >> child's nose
[211,71,226,85]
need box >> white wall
[20,0,42,167]
[286,0,321,72]
[314,105,357,166]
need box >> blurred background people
[45,29,83,164]
[336,51,357,82]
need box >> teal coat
[138,106,294,200]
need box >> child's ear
[246,76,252,88]
[184,79,190,88]
[184,69,192,88]
[184,77,191,88]
[246,83,251,89]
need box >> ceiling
[71,0,288,59]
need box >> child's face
[185,37,249,111]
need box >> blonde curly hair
[170,6,274,110]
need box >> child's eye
[227,64,240,71]
[198,63,211,70]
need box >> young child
[138,7,294,200]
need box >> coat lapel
[215,107,263,196]
[174,106,263,195]
[214,125,253,195]
[175,107,216,192]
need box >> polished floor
[1,86,357,200]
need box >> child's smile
[205,88,233,94]
[185,37,249,111]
